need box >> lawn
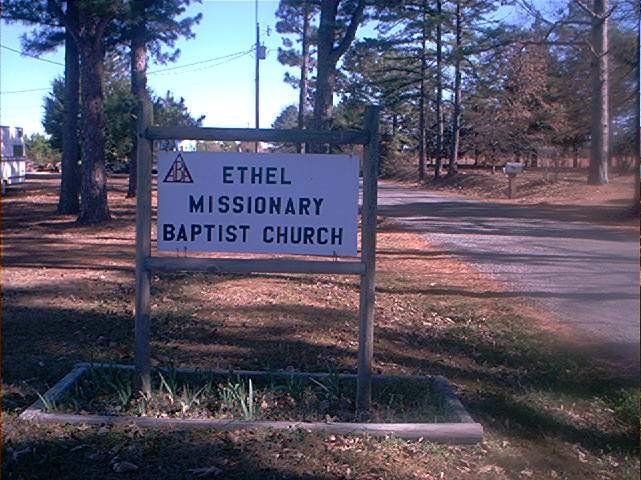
[3,177,639,479]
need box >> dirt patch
[3,177,639,479]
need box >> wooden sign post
[134,102,380,411]
[357,107,379,412]
[134,96,153,396]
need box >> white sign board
[157,152,359,256]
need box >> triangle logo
[163,153,194,183]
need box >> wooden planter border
[19,363,483,444]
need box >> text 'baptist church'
[157,152,359,256]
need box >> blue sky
[0,0,528,136]
[0,1,306,135]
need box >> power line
[1,43,253,73]
[0,44,64,66]
[149,50,253,76]
[0,87,50,94]
[0,46,256,94]
[147,47,254,74]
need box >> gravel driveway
[376,181,640,372]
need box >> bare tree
[577,0,610,184]
[418,0,428,181]
[519,0,612,184]
[634,10,640,211]
[434,0,443,179]
[448,0,462,176]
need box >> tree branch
[0,13,63,28]
[573,0,597,18]
[95,14,114,49]
[332,0,366,60]
[49,0,80,44]
[47,0,67,22]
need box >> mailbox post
[503,162,524,199]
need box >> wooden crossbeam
[145,126,369,145]
[146,256,365,275]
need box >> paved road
[376,181,640,370]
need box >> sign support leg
[135,95,153,395]
[357,106,380,413]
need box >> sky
[0,0,544,136]
[0,1,305,135]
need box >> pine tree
[76,0,124,224]
[122,0,202,197]
[4,0,121,223]
[275,0,319,150]
[2,0,81,214]
[447,0,513,175]
[311,0,365,151]
[344,0,439,181]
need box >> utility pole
[254,0,260,153]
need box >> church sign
[157,152,360,256]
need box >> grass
[610,388,641,426]
[52,367,451,424]
[3,177,639,479]
[219,376,255,420]
[35,392,58,414]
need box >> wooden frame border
[145,257,365,275]
[134,102,380,411]
[145,126,369,145]
[19,363,483,444]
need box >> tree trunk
[311,57,336,152]
[573,143,579,168]
[297,0,310,154]
[311,0,364,153]
[607,82,614,171]
[588,0,609,185]
[448,0,462,176]
[434,0,443,180]
[127,15,148,198]
[312,2,339,142]
[77,13,110,224]
[58,0,81,214]
[634,16,640,212]
[418,0,427,182]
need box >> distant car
[105,162,130,175]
